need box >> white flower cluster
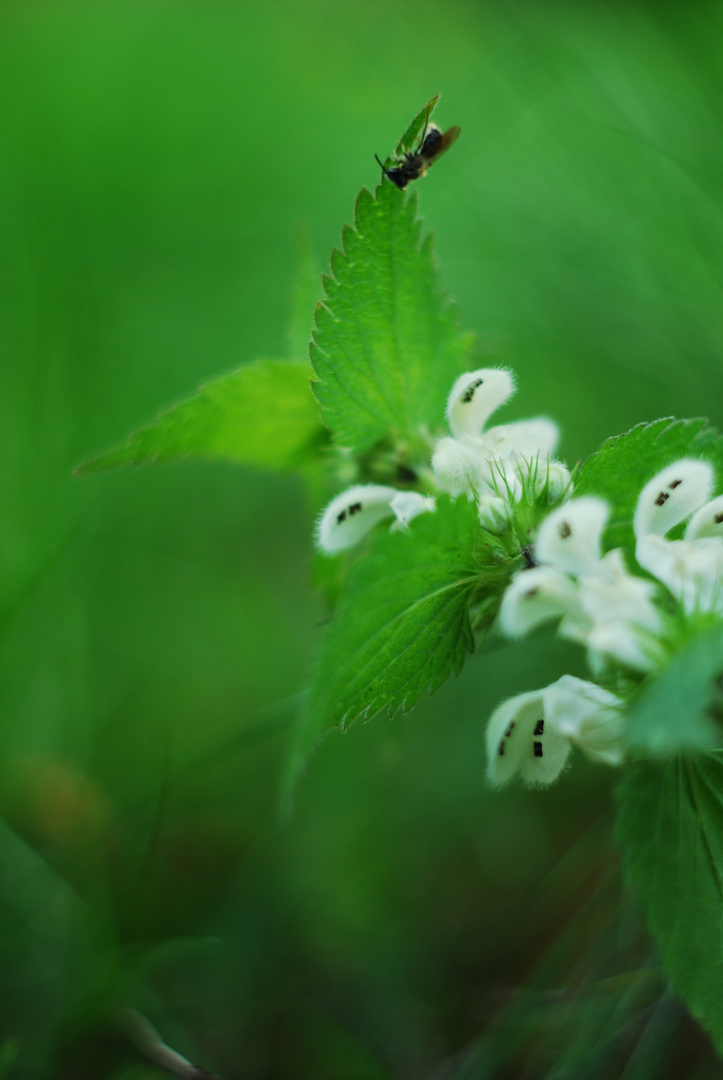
[488,457,723,788]
[315,368,567,553]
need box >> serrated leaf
[311,182,473,454]
[76,359,325,475]
[625,624,723,755]
[574,418,723,550]
[394,94,439,158]
[617,752,723,1053]
[286,498,489,800]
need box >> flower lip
[535,497,610,577]
[499,565,585,639]
[316,484,399,553]
[486,687,572,788]
[389,491,435,528]
[446,368,516,439]
[633,459,713,540]
[686,494,723,540]
[486,675,624,788]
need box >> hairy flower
[489,457,723,788]
[432,368,566,512]
[634,460,723,615]
[315,368,565,552]
[501,498,664,672]
[486,675,624,788]
[316,484,434,553]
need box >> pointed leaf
[311,182,473,454]
[286,497,503,799]
[76,359,325,475]
[395,94,439,157]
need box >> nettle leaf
[311,181,473,454]
[394,94,439,158]
[574,418,723,550]
[76,360,325,475]
[625,623,723,755]
[288,497,496,790]
[617,752,723,1053]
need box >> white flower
[316,367,566,552]
[486,675,624,787]
[446,368,516,439]
[316,484,432,553]
[633,459,713,540]
[634,460,723,615]
[501,498,664,672]
[432,368,566,505]
[389,491,436,530]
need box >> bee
[375,121,461,189]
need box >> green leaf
[286,497,494,797]
[574,418,723,551]
[311,182,473,454]
[625,623,723,755]
[394,94,439,158]
[617,752,723,1053]
[75,359,325,475]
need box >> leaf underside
[617,752,723,1054]
[76,360,325,475]
[311,182,473,454]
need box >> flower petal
[431,437,480,497]
[637,533,723,615]
[686,494,723,540]
[535,497,610,576]
[316,484,399,553]
[486,689,571,787]
[586,619,664,674]
[578,549,661,633]
[499,566,586,639]
[541,675,624,766]
[633,459,713,540]
[446,368,515,439]
[389,491,436,528]
[481,417,559,461]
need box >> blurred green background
[2,1,723,1076]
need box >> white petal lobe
[389,491,435,528]
[500,566,585,638]
[535,498,610,576]
[633,459,713,540]
[447,368,516,439]
[316,485,399,553]
[686,495,723,540]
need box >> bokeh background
[2,1,723,1076]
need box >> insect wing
[423,125,461,165]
